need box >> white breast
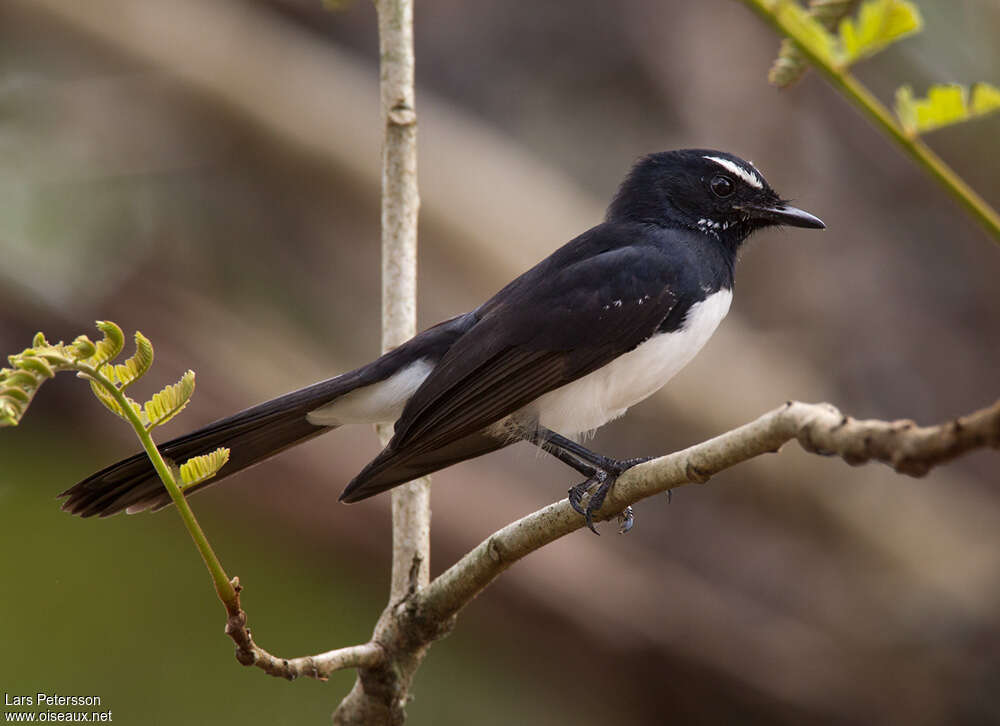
[529,288,733,437]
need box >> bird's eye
[710,175,734,198]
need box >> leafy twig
[769,0,856,87]
[1,323,359,681]
[742,0,1000,245]
[1,323,236,604]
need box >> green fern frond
[14,354,55,379]
[970,83,1000,117]
[768,0,921,76]
[0,367,38,426]
[839,0,922,65]
[109,332,154,391]
[89,377,124,418]
[774,1,840,68]
[179,448,231,490]
[0,402,19,427]
[1,370,39,388]
[88,378,141,421]
[2,322,184,429]
[70,335,97,360]
[0,386,30,405]
[85,320,125,368]
[143,370,195,430]
[1,339,73,426]
[896,82,1000,136]
[770,0,856,88]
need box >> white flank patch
[306,358,433,425]
[528,288,733,437]
[703,155,763,189]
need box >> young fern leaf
[14,354,55,380]
[84,321,126,369]
[970,83,1000,116]
[4,323,234,610]
[179,448,231,491]
[838,0,922,65]
[773,1,840,68]
[896,83,1000,136]
[1,335,83,426]
[143,370,196,430]
[108,332,154,391]
[2,322,178,428]
[0,381,29,426]
[71,335,97,360]
[767,0,921,76]
[88,378,141,421]
[770,0,855,88]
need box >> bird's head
[606,149,824,249]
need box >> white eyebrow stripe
[703,155,763,189]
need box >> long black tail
[60,374,362,517]
[61,312,479,518]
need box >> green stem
[86,366,236,606]
[740,0,1000,246]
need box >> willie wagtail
[62,149,824,532]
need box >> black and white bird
[62,149,824,532]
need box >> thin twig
[222,577,384,680]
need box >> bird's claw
[567,457,649,535]
[617,506,635,534]
[568,476,599,517]
[567,478,605,534]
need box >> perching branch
[306,397,998,723]
[225,392,999,712]
[416,398,1000,628]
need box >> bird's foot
[567,457,652,535]
[617,506,635,534]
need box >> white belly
[528,288,732,436]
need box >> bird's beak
[747,202,826,230]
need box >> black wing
[340,236,683,501]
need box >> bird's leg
[523,438,603,521]
[526,426,651,534]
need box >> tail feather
[61,375,359,517]
[339,430,507,503]
[62,311,480,517]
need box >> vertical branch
[373,0,430,603]
[332,5,430,721]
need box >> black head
[606,149,824,249]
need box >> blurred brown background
[1,1,998,724]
